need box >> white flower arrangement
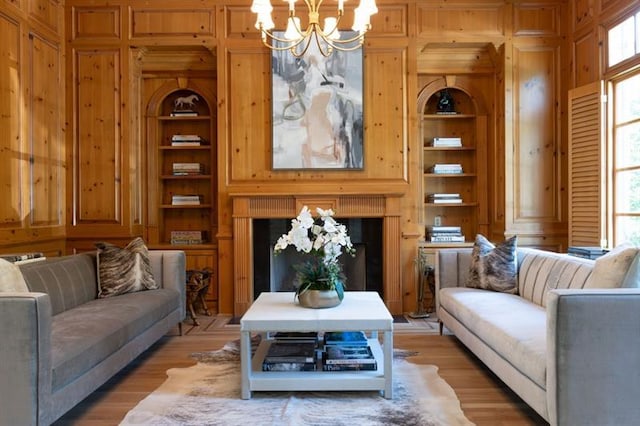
[274,206,355,297]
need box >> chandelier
[250,0,378,57]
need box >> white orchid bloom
[297,206,314,229]
[274,205,354,268]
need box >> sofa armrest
[546,289,640,426]
[149,250,187,321]
[0,293,52,426]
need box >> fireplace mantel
[231,193,403,315]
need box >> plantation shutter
[568,81,606,247]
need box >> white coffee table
[240,291,394,399]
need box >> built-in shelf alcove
[231,194,403,315]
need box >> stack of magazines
[427,193,462,204]
[429,163,463,174]
[261,332,319,371]
[430,137,462,147]
[321,331,377,371]
[425,225,465,243]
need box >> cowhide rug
[120,338,473,426]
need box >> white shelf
[249,337,386,392]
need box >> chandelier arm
[311,30,334,57]
[324,30,368,45]
[261,33,308,52]
[323,38,365,52]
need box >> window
[608,12,640,67]
[611,73,640,245]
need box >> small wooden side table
[186,269,213,325]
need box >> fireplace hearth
[253,218,383,299]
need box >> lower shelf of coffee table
[249,337,387,392]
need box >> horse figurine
[174,94,199,110]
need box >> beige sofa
[436,247,640,426]
[0,250,186,425]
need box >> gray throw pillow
[466,234,518,294]
[96,237,157,298]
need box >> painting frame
[270,32,364,170]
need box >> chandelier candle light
[250,0,378,57]
[274,206,355,308]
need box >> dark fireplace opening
[253,218,383,300]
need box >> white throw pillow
[0,259,29,292]
[584,243,640,289]
[622,252,640,288]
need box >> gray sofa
[436,247,640,426]
[0,250,186,426]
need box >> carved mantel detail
[231,193,403,315]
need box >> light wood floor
[54,315,548,425]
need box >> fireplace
[231,194,403,315]
[252,218,383,299]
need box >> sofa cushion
[49,288,179,391]
[466,234,518,294]
[439,287,547,388]
[584,244,640,289]
[20,254,97,315]
[96,237,158,298]
[517,248,594,308]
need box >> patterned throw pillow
[96,237,157,298]
[466,234,518,294]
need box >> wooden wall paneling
[129,3,215,46]
[0,238,65,258]
[572,27,599,88]
[369,3,408,37]
[28,0,59,34]
[507,39,566,248]
[513,3,561,36]
[72,6,120,41]
[416,1,506,45]
[491,44,507,241]
[226,47,271,182]
[572,0,594,31]
[128,49,143,232]
[0,14,23,233]
[70,48,122,229]
[3,0,20,12]
[0,6,65,248]
[29,32,63,228]
[362,43,408,180]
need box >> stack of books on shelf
[262,332,319,371]
[430,137,462,147]
[0,252,46,265]
[567,246,609,260]
[427,193,463,204]
[429,163,463,174]
[171,194,203,205]
[170,110,198,117]
[172,162,204,176]
[171,135,204,146]
[321,331,377,371]
[425,225,465,243]
[170,230,207,245]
